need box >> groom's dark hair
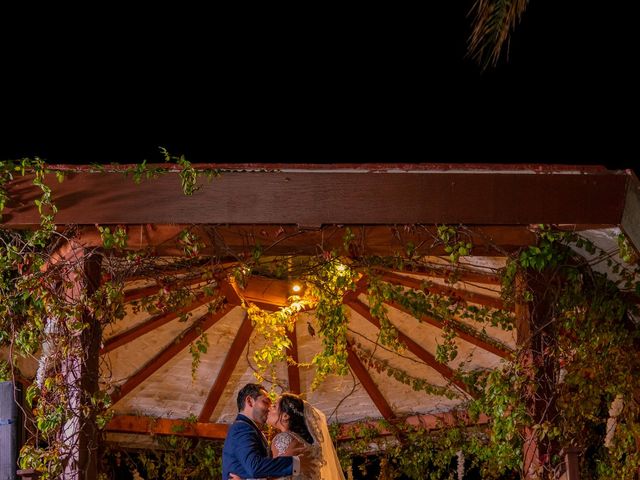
[237,383,265,411]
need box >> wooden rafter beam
[43,224,539,261]
[121,260,238,283]
[378,271,509,311]
[123,275,210,303]
[346,344,395,420]
[2,170,628,226]
[203,225,537,256]
[110,304,233,405]
[105,409,490,441]
[385,300,513,359]
[287,324,301,394]
[101,293,225,354]
[198,313,254,422]
[380,265,502,286]
[107,415,229,439]
[345,297,475,397]
[337,411,490,440]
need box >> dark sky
[2,2,636,171]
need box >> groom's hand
[228,473,242,480]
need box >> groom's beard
[258,411,268,425]
[253,408,268,426]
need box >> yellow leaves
[247,297,315,376]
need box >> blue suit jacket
[222,414,293,479]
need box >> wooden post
[561,447,580,480]
[57,250,102,480]
[287,324,301,394]
[516,270,559,479]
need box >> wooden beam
[200,224,537,256]
[337,411,491,440]
[198,313,254,422]
[106,409,489,441]
[345,297,475,397]
[120,259,239,283]
[46,163,611,174]
[385,301,513,359]
[102,293,224,353]
[287,324,301,394]
[45,225,538,262]
[378,271,508,311]
[561,447,581,480]
[110,304,233,405]
[107,415,228,439]
[2,170,628,226]
[346,345,395,420]
[123,276,209,303]
[381,266,502,286]
[219,278,243,305]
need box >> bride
[232,392,346,480]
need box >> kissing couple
[222,383,345,479]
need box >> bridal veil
[303,401,346,480]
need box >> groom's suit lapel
[236,414,270,455]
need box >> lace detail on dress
[273,431,295,456]
[272,431,322,480]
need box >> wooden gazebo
[2,163,639,479]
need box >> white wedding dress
[271,402,345,480]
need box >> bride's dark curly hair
[278,393,314,445]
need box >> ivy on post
[515,268,559,480]
[52,245,102,480]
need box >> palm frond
[468,0,529,70]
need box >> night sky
[2,2,636,171]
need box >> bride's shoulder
[272,431,294,442]
[272,431,299,455]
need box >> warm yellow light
[291,283,302,293]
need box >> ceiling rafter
[346,343,395,420]
[345,296,476,398]
[337,410,491,440]
[106,409,490,441]
[121,259,238,283]
[42,224,539,262]
[110,304,233,405]
[378,271,508,311]
[101,293,226,354]
[385,300,513,359]
[123,276,211,303]
[287,324,301,394]
[198,313,254,422]
[380,265,502,286]
[107,415,228,439]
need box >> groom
[222,383,309,479]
